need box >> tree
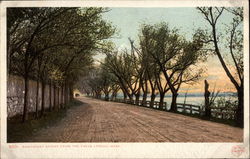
[99,65,115,101]
[110,82,120,101]
[197,7,244,127]
[7,7,115,122]
[102,50,139,101]
[139,29,160,107]
[129,38,146,105]
[138,23,204,110]
[86,68,103,99]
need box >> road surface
[28,96,243,142]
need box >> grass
[7,99,84,143]
[174,111,238,128]
[139,105,238,127]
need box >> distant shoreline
[111,92,237,98]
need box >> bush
[215,95,238,109]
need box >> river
[113,92,237,108]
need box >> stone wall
[7,75,65,118]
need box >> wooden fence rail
[96,97,235,120]
[110,98,167,110]
[176,103,202,115]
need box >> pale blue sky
[102,7,232,50]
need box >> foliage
[8,7,115,83]
[215,95,238,109]
[7,7,116,121]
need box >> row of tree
[80,7,244,127]
[82,22,205,110]
[7,7,115,122]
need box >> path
[28,96,243,142]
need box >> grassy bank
[174,111,238,127]
[7,99,84,143]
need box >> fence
[111,98,167,110]
[176,103,202,115]
[98,97,236,120]
[176,103,236,120]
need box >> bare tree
[197,7,244,127]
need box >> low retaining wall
[7,75,64,118]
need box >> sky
[99,7,238,93]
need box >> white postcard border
[0,0,249,158]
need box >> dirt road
[28,97,243,142]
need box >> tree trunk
[69,85,74,101]
[49,80,52,112]
[128,94,133,102]
[122,89,127,101]
[57,86,60,109]
[40,80,45,117]
[68,86,71,102]
[204,80,211,118]
[95,91,100,99]
[35,79,39,118]
[135,92,140,105]
[170,93,178,112]
[53,84,56,110]
[94,91,97,98]
[61,84,64,108]
[35,59,41,118]
[114,91,117,99]
[22,75,29,122]
[105,93,109,101]
[111,89,118,101]
[236,86,243,127]
[159,93,165,110]
[142,80,148,106]
[142,93,147,107]
[150,93,156,108]
[64,83,68,106]
[110,92,115,101]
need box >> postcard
[0,0,249,158]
